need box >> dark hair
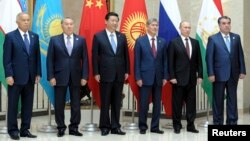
[105,12,119,21]
[217,16,231,24]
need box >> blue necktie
[23,33,30,54]
[225,35,231,53]
[110,33,117,53]
[66,36,73,55]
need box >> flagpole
[38,98,57,133]
[123,85,139,130]
[81,92,99,132]
[0,83,8,134]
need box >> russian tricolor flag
[158,0,181,117]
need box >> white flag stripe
[160,0,181,32]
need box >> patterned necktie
[23,33,30,54]
[66,36,73,55]
[151,38,157,58]
[110,33,117,53]
[185,38,190,58]
[225,35,231,53]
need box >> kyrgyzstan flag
[120,0,148,107]
[79,0,107,107]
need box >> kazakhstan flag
[32,0,68,106]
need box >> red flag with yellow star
[120,0,148,107]
[79,0,107,108]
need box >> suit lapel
[229,33,235,55]
[177,37,189,59]
[59,34,70,56]
[217,33,230,54]
[102,30,115,54]
[28,31,34,55]
[190,38,196,60]
[14,29,29,55]
[115,32,121,54]
[144,36,155,58]
[71,34,79,56]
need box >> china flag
[120,0,147,107]
[79,0,107,107]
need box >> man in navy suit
[134,18,168,134]
[3,12,41,140]
[47,17,88,137]
[92,12,130,136]
[206,16,246,125]
[168,21,202,134]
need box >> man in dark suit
[134,18,168,134]
[206,16,246,125]
[47,17,88,137]
[168,21,203,134]
[3,12,41,140]
[92,12,130,136]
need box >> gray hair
[61,17,74,24]
[16,12,29,22]
[146,18,158,25]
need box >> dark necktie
[185,38,190,58]
[152,38,156,58]
[23,33,30,54]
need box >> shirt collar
[18,28,28,36]
[64,33,73,39]
[147,34,157,41]
[220,32,230,38]
[106,29,116,37]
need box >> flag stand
[198,94,210,128]
[81,92,99,132]
[38,99,57,133]
[123,85,139,130]
[0,85,8,134]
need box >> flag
[79,0,108,107]
[158,0,181,117]
[120,0,148,107]
[196,0,223,104]
[19,0,28,12]
[32,0,66,106]
[0,0,23,89]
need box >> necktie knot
[185,38,188,41]
[152,38,155,41]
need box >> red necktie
[152,38,156,58]
[185,38,190,58]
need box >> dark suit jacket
[168,36,203,86]
[47,33,88,86]
[206,32,246,81]
[92,30,130,82]
[3,29,41,85]
[134,35,168,86]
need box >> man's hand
[163,79,167,86]
[170,79,177,84]
[49,78,56,86]
[197,78,202,84]
[124,73,129,80]
[208,75,215,82]
[6,77,14,86]
[94,75,100,83]
[35,76,40,84]
[136,80,143,87]
[239,74,246,79]
[81,79,87,86]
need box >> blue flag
[19,0,28,12]
[32,0,69,106]
[158,0,181,116]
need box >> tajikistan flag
[196,0,223,104]
[0,0,23,88]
